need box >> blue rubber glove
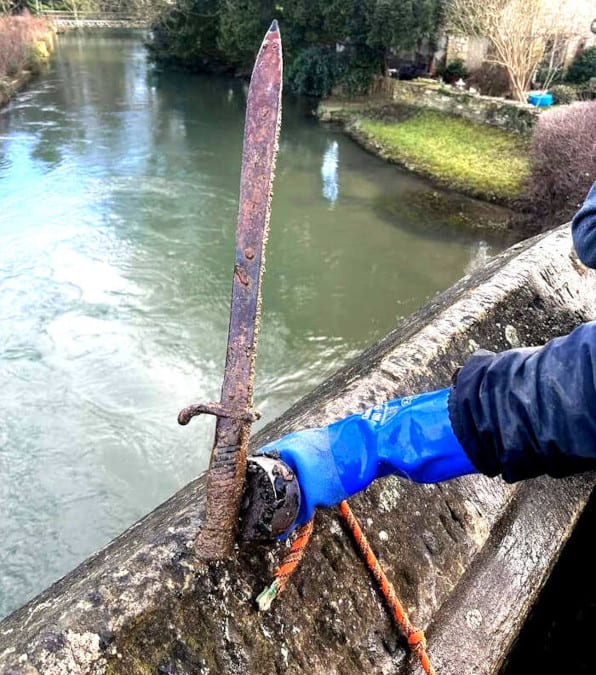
[257,388,478,529]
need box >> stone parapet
[0,225,594,674]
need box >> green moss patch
[353,110,530,203]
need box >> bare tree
[446,0,580,101]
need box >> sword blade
[195,20,282,559]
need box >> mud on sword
[178,20,283,560]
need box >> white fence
[39,9,149,28]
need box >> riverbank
[0,14,56,109]
[317,99,531,206]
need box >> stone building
[444,0,596,71]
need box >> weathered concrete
[0,225,594,674]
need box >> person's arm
[258,387,478,527]
[258,322,596,530]
[449,321,596,482]
[571,182,596,268]
[257,187,596,533]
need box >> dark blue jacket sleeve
[572,182,596,268]
[449,322,596,482]
[448,184,596,482]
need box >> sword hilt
[177,401,261,426]
[238,456,301,541]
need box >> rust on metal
[177,402,260,426]
[179,20,283,560]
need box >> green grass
[356,110,530,203]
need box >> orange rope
[257,502,435,674]
[338,500,436,675]
[256,519,314,611]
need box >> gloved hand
[257,388,478,530]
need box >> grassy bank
[0,12,55,108]
[319,102,530,205]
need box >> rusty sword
[178,20,283,560]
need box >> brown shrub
[467,62,510,98]
[523,101,596,229]
[0,11,49,80]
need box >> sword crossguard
[177,402,261,426]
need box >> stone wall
[445,35,488,71]
[374,77,540,133]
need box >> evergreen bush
[286,47,346,98]
[549,84,578,105]
[565,47,596,85]
[441,59,468,84]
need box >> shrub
[286,46,346,98]
[441,59,468,84]
[549,84,578,105]
[575,85,596,102]
[27,39,50,76]
[0,12,50,80]
[533,66,563,89]
[468,62,510,97]
[524,101,596,228]
[287,47,378,99]
[336,52,380,98]
[565,46,596,85]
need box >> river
[0,30,512,619]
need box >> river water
[0,31,511,619]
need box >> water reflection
[465,240,492,274]
[321,140,339,204]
